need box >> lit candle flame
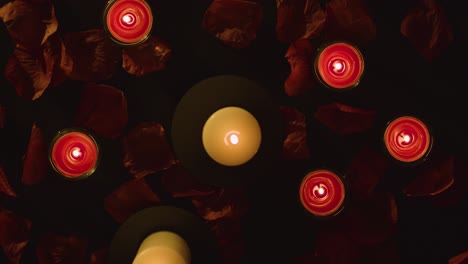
[333,61,343,71]
[229,134,239,145]
[403,135,411,143]
[71,148,82,159]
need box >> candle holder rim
[298,168,349,220]
[314,40,365,91]
[381,114,434,167]
[102,0,153,47]
[48,127,101,181]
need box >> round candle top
[105,0,153,45]
[384,116,431,163]
[316,42,364,89]
[50,131,99,179]
[202,106,262,167]
[299,170,346,217]
[133,231,191,264]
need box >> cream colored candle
[132,231,191,264]
[202,106,262,166]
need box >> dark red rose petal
[90,246,108,264]
[60,30,121,82]
[122,122,176,178]
[0,166,16,197]
[35,233,88,264]
[191,187,248,221]
[208,218,244,264]
[74,83,128,139]
[314,103,376,135]
[4,55,35,100]
[161,163,215,198]
[0,0,58,52]
[0,208,32,264]
[284,39,316,96]
[323,0,377,45]
[43,33,67,89]
[403,151,455,197]
[202,0,263,49]
[430,157,468,208]
[401,0,453,61]
[315,223,360,264]
[22,124,49,185]
[122,37,171,76]
[280,105,310,160]
[449,251,468,264]
[276,0,326,43]
[346,146,390,201]
[104,178,162,223]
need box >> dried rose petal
[161,163,214,198]
[36,233,88,264]
[403,151,455,197]
[43,33,67,89]
[22,124,49,185]
[0,208,32,264]
[401,0,454,62]
[4,55,35,100]
[323,0,377,45]
[280,105,310,160]
[208,218,244,264]
[192,187,248,221]
[345,192,398,246]
[431,157,468,208]
[314,103,376,135]
[122,122,176,178]
[276,0,326,43]
[0,166,16,197]
[449,251,468,264]
[284,39,316,96]
[122,37,171,76]
[0,0,57,52]
[74,83,128,139]
[60,29,120,82]
[104,178,162,223]
[90,246,108,264]
[202,0,263,48]
[346,146,390,201]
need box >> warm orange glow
[202,106,262,166]
[133,231,191,264]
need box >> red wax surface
[316,42,364,89]
[299,170,346,217]
[51,131,99,178]
[105,0,153,45]
[384,116,431,163]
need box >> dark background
[1,0,467,263]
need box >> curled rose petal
[202,0,263,48]
[280,105,310,160]
[276,0,326,43]
[22,124,49,185]
[0,208,32,264]
[90,246,108,264]
[60,30,120,82]
[430,157,468,208]
[403,151,455,197]
[401,0,454,61]
[36,233,88,264]
[0,0,57,52]
[0,166,16,198]
[122,122,176,178]
[192,188,248,221]
[208,218,244,264]
[122,37,171,76]
[161,163,214,198]
[4,54,35,100]
[104,178,162,223]
[284,39,315,96]
[314,103,376,134]
[324,0,376,45]
[346,145,390,201]
[449,251,468,264]
[74,83,128,139]
[345,192,398,246]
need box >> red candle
[103,0,153,46]
[384,116,432,163]
[50,129,99,179]
[299,170,346,217]
[315,42,364,90]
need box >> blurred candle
[315,42,364,90]
[103,0,153,46]
[299,170,346,217]
[384,116,432,163]
[50,129,99,179]
[202,106,262,166]
[133,231,191,264]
